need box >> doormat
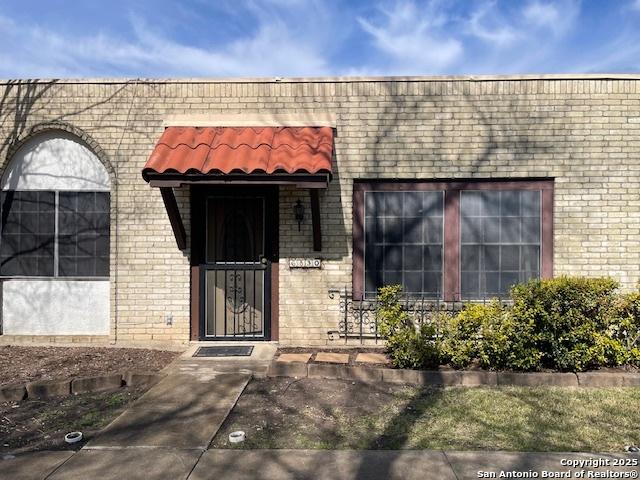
[193,346,254,357]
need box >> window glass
[0,191,55,276]
[206,197,264,263]
[58,192,110,277]
[365,191,443,297]
[460,190,540,298]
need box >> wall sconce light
[294,199,305,231]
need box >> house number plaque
[288,258,322,269]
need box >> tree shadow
[0,80,59,161]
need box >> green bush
[440,301,542,371]
[377,277,639,372]
[479,302,542,371]
[608,289,640,366]
[376,285,441,369]
[510,276,619,371]
[440,302,484,368]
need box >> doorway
[191,186,278,340]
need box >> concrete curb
[266,362,640,388]
[577,372,640,387]
[498,372,578,387]
[123,372,163,387]
[0,372,163,402]
[0,383,27,402]
[71,374,124,395]
[26,379,71,399]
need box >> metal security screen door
[203,196,268,339]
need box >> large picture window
[0,191,110,278]
[354,180,553,301]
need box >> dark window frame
[0,189,110,279]
[353,179,554,301]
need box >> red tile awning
[142,126,333,186]
[143,126,332,252]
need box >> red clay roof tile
[143,127,333,179]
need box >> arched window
[0,131,110,278]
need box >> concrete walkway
[86,372,249,449]
[84,343,276,450]
[4,449,639,479]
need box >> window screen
[460,190,540,298]
[58,192,110,277]
[364,191,443,297]
[0,191,55,276]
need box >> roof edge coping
[1,73,639,85]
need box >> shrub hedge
[376,277,640,372]
[377,285,440,369]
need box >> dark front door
[202,195,270,339]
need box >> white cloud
[357,1,462,73]
[466,1,519,47]
[128,16,329,77]
[523,1,560,26]
[0,10,330,78]
[522,0,579,36]
[572,30,640,72]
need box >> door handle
[259,256,268,265]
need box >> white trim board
[163,113,337,128]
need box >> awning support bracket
[160,187,187,250]
[310,189,322,252]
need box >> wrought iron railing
[201,264,267,339]
[327,287,510,344]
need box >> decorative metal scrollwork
[329,287,483,344]
[226,272,248,314]
[337,295,377,337]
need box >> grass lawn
[212,378,640,452]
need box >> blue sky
[1,0,639,78]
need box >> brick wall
[0,76,638,346]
